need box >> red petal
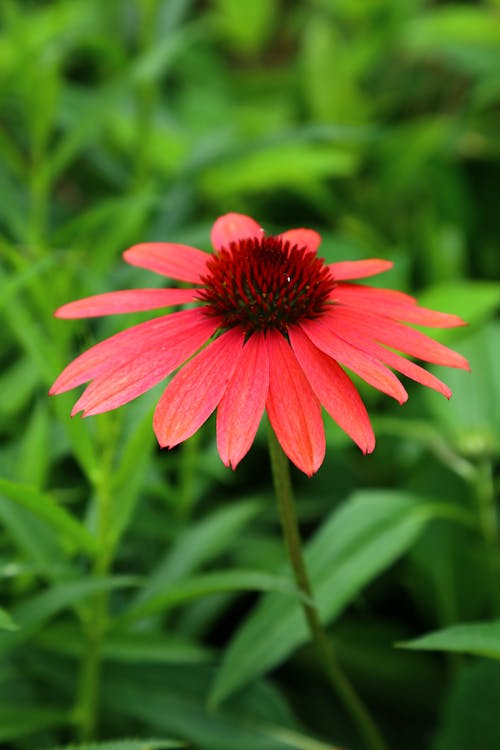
[289,326,375,454]
[211,213,264,251]
[332,283,417,306]
[217,332,269,469]
[123,243,210,282]
[154,328,245,448]
[55,288,198,318]
[328,259,393,280]
[324,319,453,398]
[71,318,215,416]
[331,307,470,369]
[333,284,466,328]
[373,346,453,398]
[277,228,321,253]
[301,318,408,404]
[266,331,325,476]
[50,309,211,395]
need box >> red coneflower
[50,213,469,475]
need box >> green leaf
[0,493,66,571]
[0,607,18,632]
[423,323,500,458]
[124,569,305,622]
[131,500,261,610]
[433,661,500,750]
[417,280,500,335]
[0,707,67,742]
[0,478,97,555]
[210,490,434,706]
[0,576,139,655]
[48,740,184,750]
[103,663,299,750]
[35,623,212,664]
[399,620,500,659]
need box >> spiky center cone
[197,237,336,335]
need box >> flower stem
[267,428,388,750]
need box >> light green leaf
[0,478,97,555]
[417,280,500,335]
[399,621,500,659]
[210,490,435,706]
[0,607,18,632]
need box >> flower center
[197,236,336,334]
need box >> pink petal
[277,228,322,253]
[211,213,264,251]
[154,328,245,448]
[331,307,470,369]
[289,326,375,454]
[123,243,210,282]
[55,288,199,318]
[71,317,216,416]
[333,284,466,328]
[216,332,269,469]
[301,318,408,404]
[328,259,393,281]
[266,331,325,476]
[50,309,212,395]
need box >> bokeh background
[0,1,499,749]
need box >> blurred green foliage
[0,1,499,749]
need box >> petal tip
[211,213,264,250]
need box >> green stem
[473,459,498,548]
[267,428,388,750]
[75,423,116,741]
[471,458,499,614]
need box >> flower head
[50,213,469,475]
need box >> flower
[50,213,469,475]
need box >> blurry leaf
[405,7,500,54]
[260,725,339,750]
[132,500,261,609]
[0,576,139,654]
[15,399,50,488]
[399,621,500,659]
[423,323,500,458]
[0,607,18,632]
[124,569,305,622]
[48,740,184,750]
[301,16,369,123]
[433,661,500,750]
[0,493,67,570]
[417,280,500,334]
[36,623,212,664]
[110,407,156,548]
[201,143,358,198]
[0,707,67,742]
[103,663,299,750]
[213,0,278,56]
[210,490,436,706]
[0,478,97,555]
[0,355,39,418]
